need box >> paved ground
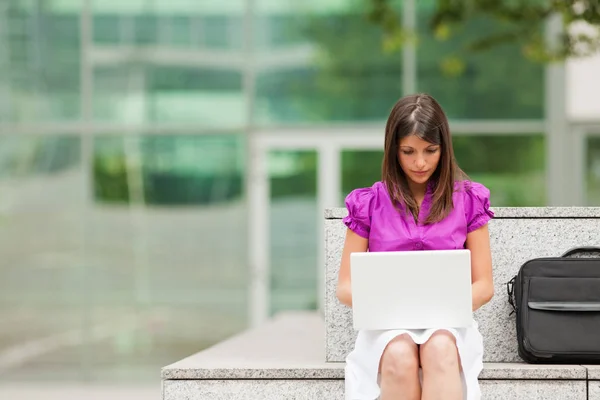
[0,383,160,400]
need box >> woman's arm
[336,228,369,307]
[465,224,494,311]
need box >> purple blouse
[343,180,494,252]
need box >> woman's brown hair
[381,93,467,224]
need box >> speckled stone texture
[325,207,600,362]
[478,363,586,380]
[586,366,600,380]
[483,219,600,362]
[163,380,345,400]
[480,380,587,400]
[161,310,598,400]
[163,379,587,400]
[161,206,600,400]
[325,218,357,362]
[162,312,344,380]
[162,311,586,383]
[589,381,600,400]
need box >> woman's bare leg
[419,331,462,400]
[379,334,421,400]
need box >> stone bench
[325,206,600,399]
[162,207,600,399]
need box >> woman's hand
[336,228,369,307]
[465,224,494,311]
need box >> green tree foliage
[302,8,403,121]
[298,0,546,203]
[368,0,600,62]
[415,6,544,119]
[257,1,404,122]
[299,1,546,120]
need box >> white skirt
[344,320,484,400]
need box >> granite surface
[162,311,343,380]
[163,366,343,381]
[479,380,586,400]
[324,218,357,362]
[589,381,600,400]
[325,206,600,219]
[479,363,586,380]
[481,219,600,362]
[163,380,345,400]
[163,379,587,400]
[586,366,600,380]
[325,216,600,362]
[162,310,589,382]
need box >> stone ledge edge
[161,365,591,381]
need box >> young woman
[337,93,494,400]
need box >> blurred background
[0,0,598,399]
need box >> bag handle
[506,276,517,315]
[561,246,600,257]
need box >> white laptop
[350,249,473,330]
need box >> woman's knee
[380,334,419,379]
[420,331,460,373]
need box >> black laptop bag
[507,247,600,364]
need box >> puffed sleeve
[464,181,495,233]
[342,187,375,239]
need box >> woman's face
[398,135,441,187]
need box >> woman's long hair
[381,93,467,224]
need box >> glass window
[454,135,545,205]
[255,1,403,124]
[134,13,159,45]
[2,6,80,122]
[0,135,83,380]
[93,134,244,204]
[91,2,244,49]
[341,135,546,206]
[0,133,248,381]
[586,136,600,205]
[88,133,247,380]
[93,66,244,127]
[93,14,121,44]
[269,150,318,314]
[262,14,305,48]
[416,0,544,119]
[341,149,383,199]
[168,15,193,47]
[202,15,230,49]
